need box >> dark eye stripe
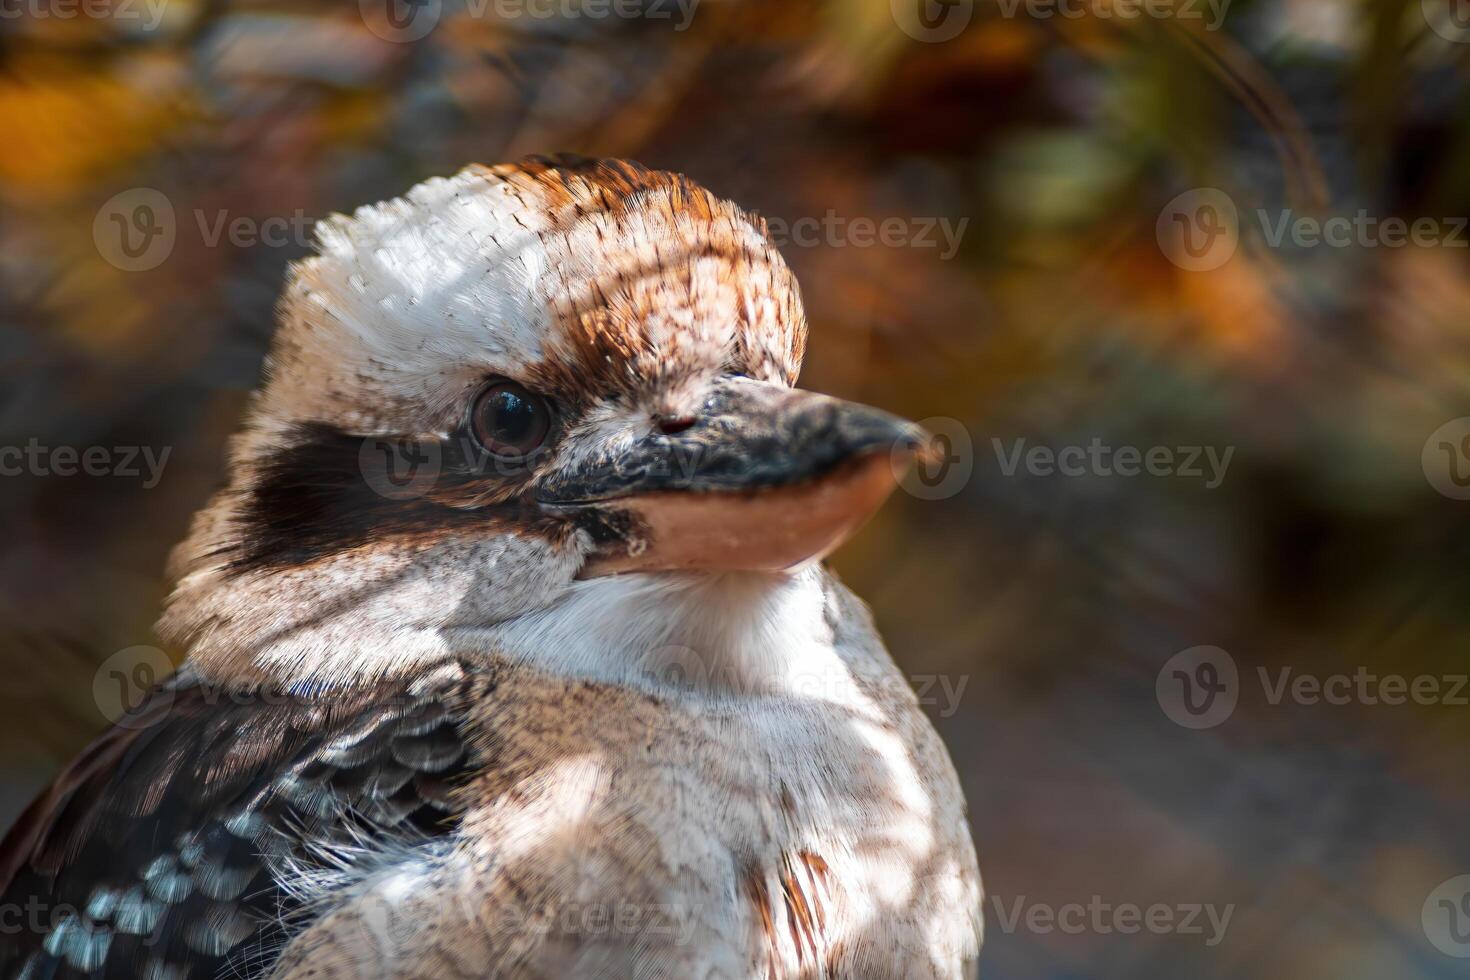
[228,423,555,574]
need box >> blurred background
[3,0,1470,976]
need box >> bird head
[161,158,923,690]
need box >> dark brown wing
[0,663,478,980]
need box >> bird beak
[537,377,926,577]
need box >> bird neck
[164,509,845,699]
[457,566,848,698]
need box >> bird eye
[470,380,553,458]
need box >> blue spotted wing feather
[0,665,475,979]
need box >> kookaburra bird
[0,157,981,979]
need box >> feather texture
[0,664,479,979]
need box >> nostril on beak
[655,415,697,436]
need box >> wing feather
[0,663,479,980]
